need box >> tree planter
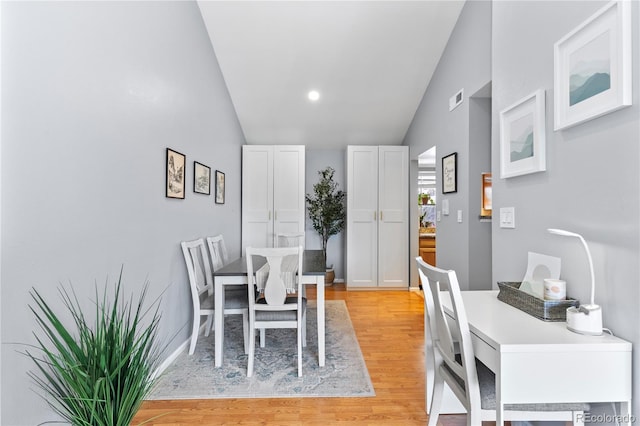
[325,267,335,286]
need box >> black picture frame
[442,152,457,194]
[193,161,211,195]
[166,148,186,199]
[215,170,225,204]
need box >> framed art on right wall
[554,0,632,130]
[500,90,546,179]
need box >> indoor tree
[306,167,346,271]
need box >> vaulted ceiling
[197,1,464,149]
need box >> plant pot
[325,267,335,286]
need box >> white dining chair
[276,232,305,249]
[181,238,248,355]
[206,234,229,272]
[416,257,588,426]
[246,246,306,377]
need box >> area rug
[147,300,375,399]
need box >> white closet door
[242,146,274,253]
[273,146,305,239]
[378,146,408,287]
[346,146,379,287]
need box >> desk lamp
[547,228,603,335]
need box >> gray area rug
[148,300,375,399]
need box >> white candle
[544,279,566,300]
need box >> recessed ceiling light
[308,90,320,102]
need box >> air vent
[449,89,464,111]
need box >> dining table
[212,249,326,368]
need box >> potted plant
[306,166,346,284]
[24,270,163,426]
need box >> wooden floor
[132,284,476,426]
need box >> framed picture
[441,152,457,194]
[499,90,546,179]
[554,1,632,130]
[193,162,211,195]
[166,148,185,199]
[215,170,225,204]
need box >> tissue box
[497,282,579,321]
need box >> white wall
[1,2,245,424]
[492,1,640,420]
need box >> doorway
[417,147,437,267]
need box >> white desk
[434,290,632,425]
[212,249,326,368]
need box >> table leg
[496,368,504,425]
[316,276,325,367]
[620,401,632,426]
[214,276,224,367]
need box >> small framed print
[215,170,225,204]
[554,1,632,130]
[499,90,546,179]
[193,161,211,195]
[166,148,185,199]
[442,152,457,194]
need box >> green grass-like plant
[25,271,163,426]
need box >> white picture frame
[500,90,546,179]
[554,1,632,130]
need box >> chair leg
[247,323,256,377]
[189,314,200,355]
[302,308,307,347]
[260,328,266,347]
[204,314,213,337]
[297,322,303,377]
[242,311,249,355]
[427,370,445,426]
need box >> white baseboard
[151,324,207,380]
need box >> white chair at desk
[416,257,588,426]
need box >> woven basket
[497,282,579,322]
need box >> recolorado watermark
[576,412,636,424]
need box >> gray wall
[1,2,245,424]
[492,0,640,419]
[404,0,492,290]
[305,149,346,280]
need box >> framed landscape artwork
[194,161,211,195]
[499,90,546,179]
[554,1,632,130]
[166,148,185,199]
[215,170,225,204]
[441,152,457,194]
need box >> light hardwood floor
[132,284,483,426]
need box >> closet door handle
[373,211,377,221]
[269,211,271,220]
[380,211,383,221]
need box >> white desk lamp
[547,228,603,336]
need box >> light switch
[457,210,463,223]
[436,211,442,222]
[442,199,450,215]
[500,207,515,228]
